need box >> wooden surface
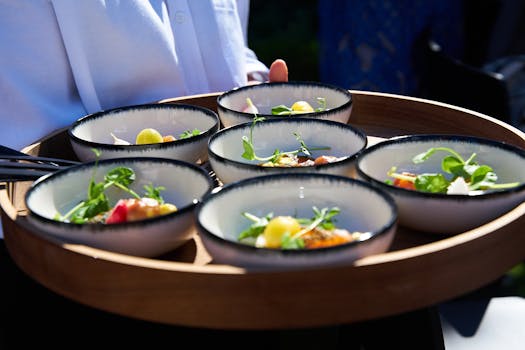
[1,91,524,330]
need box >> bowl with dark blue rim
[355,134,525,234]
[217,81,353,128]
[195,173,397,271]
[25,157,214,257]
[208,116,367,184]
[68,103,219,164]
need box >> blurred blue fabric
[318,0,464,96]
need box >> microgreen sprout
[241,116,330,164]
[238,212,273,241]
[55,149,167,223]
[294,206,340,239]
[238,206,341,249]
[179,128,201,139]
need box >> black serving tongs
[0,144,80,182]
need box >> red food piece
[105,199,128,224]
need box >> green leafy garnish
[238,206,341,249]
[271,97,327,115]
[238,212,273,240]
[271,105,293,115]
[294,206,340,238]
[387,146,520,194]
[241,116,330,164]
[144,183,166,204]
[281,232,305,249]
[55,150,167,223]
[179,128,201,139]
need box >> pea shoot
[387,147,520,194]
[55,149,167,223]
[241,116,330,164]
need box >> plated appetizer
[25,157,214,257]
[195,173,397,270]
[355,134,525,234]
[386,146,521,195]
[207,117,367,184]
[54,160,177,224]
[241,116,344,167]
[110,127,202,145]
[238,206,363,249]
[68,103,219,163]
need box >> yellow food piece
[159,203,178,215]
[135,128,164,144]
[263,216,301,248]
[291,101,314,113]
[125,198,178,221]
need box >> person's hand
[268,59,288,82]
[247,58,288,85]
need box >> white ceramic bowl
[217,81,353,127]
[68,103,220,163]
[25,157,214,257]
[355,134,525,234]
[195,173,398,271]
[208,117,367,184]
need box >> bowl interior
[197,175,396,244]
[218,82,351,115]
[26,158,213,221]
[70,104,218,145]
[209,118,366,164]
[357,136,525,187]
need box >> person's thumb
[268,59,288,82]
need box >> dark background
[248,0,525,83]
[248,0,319,81]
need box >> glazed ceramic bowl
[68,103,220,164]
[208,117,367,184]
[25,157,214,257]
[355,134,525,234]
[217,81,353,127]
[195,173,398,271]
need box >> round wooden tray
[2,91,524,330]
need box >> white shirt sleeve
[0,0,268,149]
[0,0,268,239]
